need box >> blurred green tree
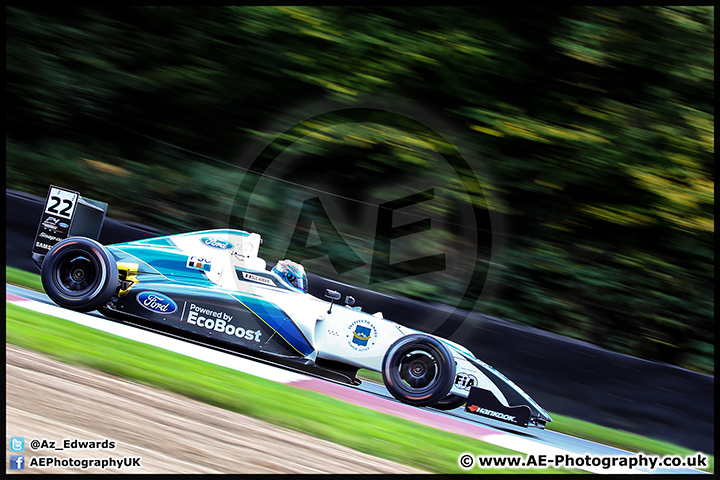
[5,6,714,372]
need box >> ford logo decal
[59,222,69,228]
[200,236,233,250]
[136,291,178,314]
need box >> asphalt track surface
[6,284,709,475]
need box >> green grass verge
[544,414,714,473]
[6,302,580,474]
[6,266,714,473]
[357,368,714,473]
[7,265,45,292]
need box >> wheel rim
[55,253,99,295]
[398,349,439,390]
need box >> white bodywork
[168,229,548,416]
[36,182,550,426]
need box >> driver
[272,259,308,293]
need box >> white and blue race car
[33,186,552,428]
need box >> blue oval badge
[59,222,69,228]
[200,236,233,250]
[136,291,178,314]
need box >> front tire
[433,394,467,411]
[382,334,455,407]
[41,237,118,312]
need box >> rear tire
[382,334,454,407]
[41,237,118,312]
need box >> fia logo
[454,372,477,390]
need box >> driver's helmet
[272,259,308,293]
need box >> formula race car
[31,186,552,428]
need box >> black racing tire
[41,237,119,313]
[432,394,467,411]
[382,334,455,407]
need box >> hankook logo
[467,404,517,423]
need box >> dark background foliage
[6,6,714,373]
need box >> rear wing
[31,185,108,270]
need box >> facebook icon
[10,455,25,470]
